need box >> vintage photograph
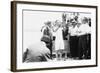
[23,11,91,62]
[11,1,97,71]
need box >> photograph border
[11,1,98,72]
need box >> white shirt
[77,23,91,36]
[69,25,78,36]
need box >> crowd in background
[41,12,91,60]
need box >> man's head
[82,17,89,24]
[44,21,51,27]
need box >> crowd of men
[41,12,91,60]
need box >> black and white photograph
[11,1,97,71]
[23,11,91,62]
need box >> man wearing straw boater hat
[68,12,79,59]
